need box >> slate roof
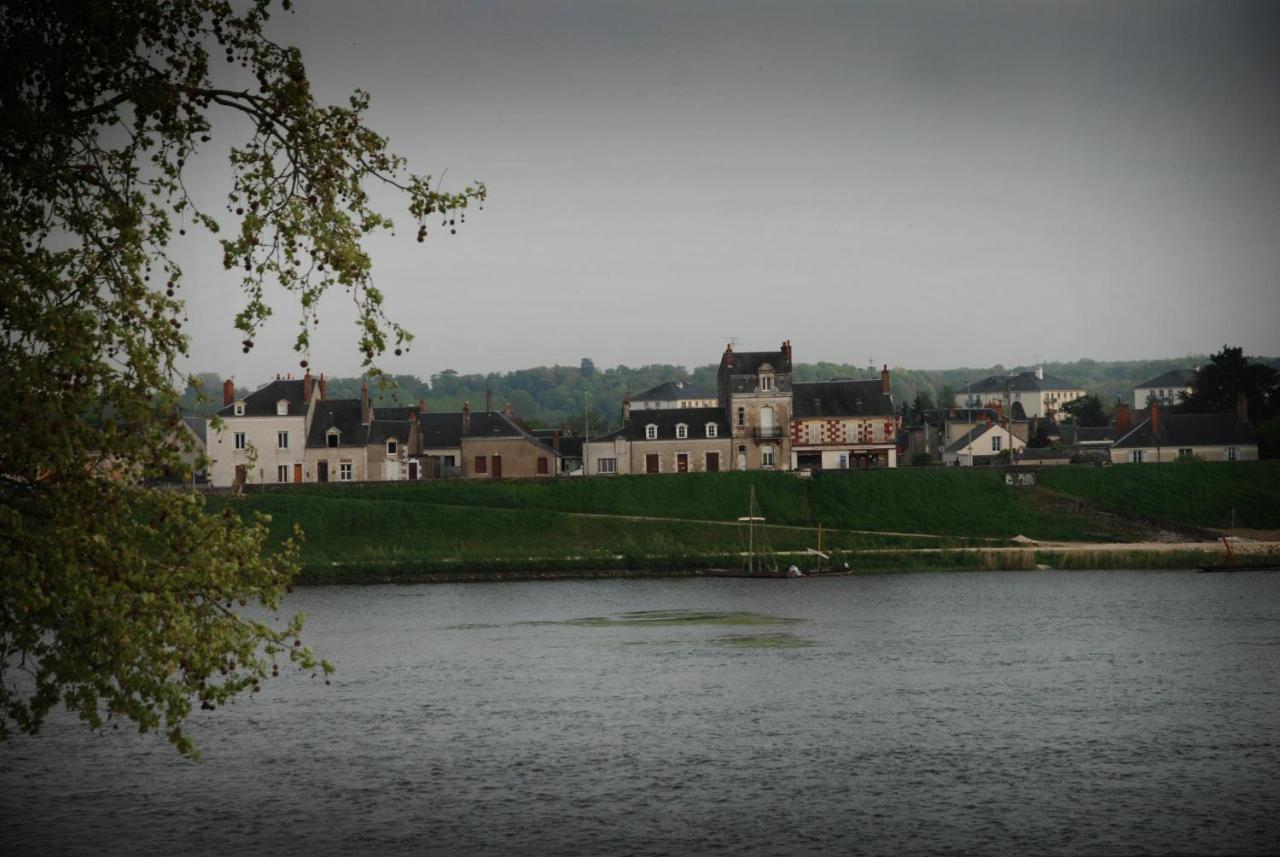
[1113,413,1256,450]
[720,348,793,395]
[962,371,1082,394]
[462,411,560,455]
[367,419,412,446]
[1135,369,1197,389]
[417,412,465,449]
[182,415,207,444]
[792,380,893,418]
[722,349,791,376]
[214,378,308,417]
[373,405,418,421]
[628,407,729,441]
[306,399,368,448]
[530,430,585,458]
[632,381,716,402]
[944,423,996,454]
[1060,425,1116,445]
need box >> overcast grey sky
[177,0,1280,381]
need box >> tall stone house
[718,340,794,471]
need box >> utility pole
[583,388,590,477]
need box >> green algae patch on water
[620,631,819,649]
[537,609,805,628]
[707,632,818,649]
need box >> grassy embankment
[216,461,1280,580]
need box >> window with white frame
[1227,447,1238,461]
[991,435,1002,452]
[760,373,773,392]
[676,423,688,440]
[387,440,398,455]
[234,431,246,450]
[339,462,353,480]
[762,446,776,467]
[705,422,718,438]
[1131,450,1145,463]
[327,430,339,448]
[277,464,288,482]
[233,402,245,416]
[598,457,617,474]
[736,407,745,428]
[645,424,658,440]
[276,400,289,416]
[277,431,289,449]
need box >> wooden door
[677,453,688,473]
[705,452,719,472]
[317,461,329,482]
[645,453,659,474]
[408,461,418,480]
[234,464,246,484]
[293,463,303,483]
[537,457,548,475]
[491,455,502,478]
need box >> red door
[491,455,502,478]
[645,454,659,474]
[293,463,303,483]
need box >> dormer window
[645,424,658,440]
[276,400,289,416]
[233,402,245,416]
[326,428,340,448]
[387,440,398,455]
[758,363,775,392]
[676,423,688,440]
[705,422,718,438]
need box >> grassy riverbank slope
[215,461,1280,578]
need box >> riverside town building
[201,340,1259,487]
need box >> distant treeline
[181,354,1280,431]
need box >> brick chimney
[318,373,327,400]
[552,429,561,455]
[781,339,792,366]
[462,401,471,435]
[880,364,890,395]
[1237,393,1249,423]
[1114,401,1131,435]
[1150,400,1160,435]
[419,397,427,415]
[622,392,631,421]
[222,378,236,406]
[303,369,313,403]
[360,380,371,425]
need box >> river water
[4,570,1279,856]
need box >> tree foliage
[1,0,482,755]
[1060,394,1110,427]
[1179,345,1279,423]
